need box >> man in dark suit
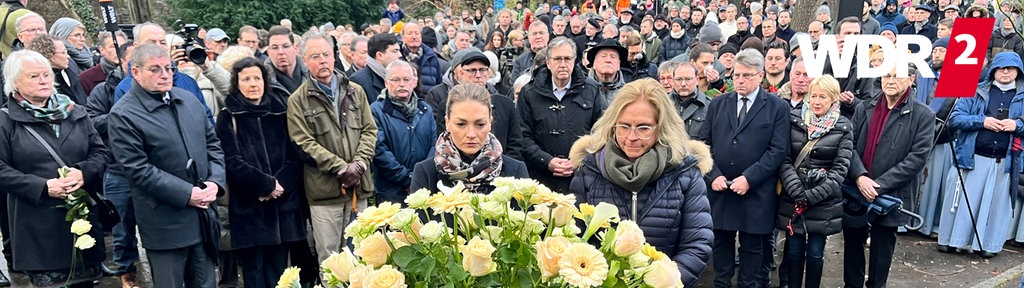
[699,48,790,288]
[108,43,226,288]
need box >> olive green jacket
[287,73,377,206]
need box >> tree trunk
[790,0,840,35]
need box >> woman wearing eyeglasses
[775,75,853,288]
[568,78,713,287]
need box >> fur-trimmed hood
[568,134,713,175]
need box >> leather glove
[341,163,361,188]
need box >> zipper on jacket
[631,191,638,221]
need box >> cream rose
[530,204,575,227]
[74,235,96,250]
[535,236,570,279]
[386,209,416,229]
[405,189,431,208]
[354,232,392,268]
[460,236,496,276]
[644,258,684,288]
[322,248,358,282]
[362,265,407,288]
[478,200,505,220]
[70,219,92,235]
[418,221,445,243]
[613,220,646,257]
[349,265,371,287]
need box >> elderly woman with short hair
[776,75,853,288]
[569,78,713,287]
[0,50,108,288]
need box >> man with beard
[618,8,639,30]
[660,18,691,64]
[759,19,786,46]
[777,10,796,42]
[512,21,549,81]
[640,19,662,63]
[861,2,883,35]
[622,32,658,82]
[874,0,908,27]
[727,15,754,48]
[400,23,445,92]
[763,41,790,91]
[352,33,403,101]
[914,37,955,237]
[899,4,937,52]
[671,62,710,138]
[808,21,824,49]
[574,18,603,62]
[588,39,628,103]
[518,37,605,193]
[653,15,671,39]
[370,60,436,204]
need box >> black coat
[108,83,227,250]
[846,94,934,227]
[350,68,386,103]
[409,155,529,194]
[518,67,606,192]
[569,137,713,287]
[776,111,854,236]
[55,65,88,106]
[699,89,791,234]
[424,79,524,160]
[85,70,124,169]
[215,88,306,249]
[0,97,108,271]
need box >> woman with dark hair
[411,84,528,193]
[569,78,713,287]
[214,57,306,288]
[483,30,506,52]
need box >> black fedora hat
[586,39,628,67]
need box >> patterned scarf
[434,131,504,191]
[801,99,841,140]
[13,93,74,136]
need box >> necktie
[738,96,749,123]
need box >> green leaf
[496,246,517,265]
[446,259,470,282]
[603,260,622,287]
[410,256,436,275]
[515,269,533,288]
[391,245,420,269]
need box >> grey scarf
[65,42,94,68]
[99,57,120,76]
[365,57,387,80]
[599,140,671,192]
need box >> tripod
[941,97,987,255]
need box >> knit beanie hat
[698,22,723,43]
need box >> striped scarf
[13,93,74,136]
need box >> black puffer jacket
[659,33,690,63]
[776,110,854,236]
[569,135,713,287]
[518,67,605,192]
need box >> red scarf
[862,89,911,171]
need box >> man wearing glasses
[518,37,605,193]
[352,33,403,102]
[371,60,436,204]
[700,48,790,288]
[670,62,709,139]
[425,48,524,160]
[287,32,377,264]
[108,43,226,288]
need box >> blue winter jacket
[949,52,1024,173]
[569,135,713,287]
[404,45,444,92]
[873,10,907,27]
[370,95,437,204]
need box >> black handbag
[2,108,120,231]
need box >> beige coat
[287,74,377,206]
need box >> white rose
[613,220,646,257]
[405,188,431,208]
[418,221,445,243]
[488,185,513,203]
[70,219,92,235]
[386,209,417,229]
[644,258,684,288]
[478,200,506,220]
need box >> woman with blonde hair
[569,78,713,287]
[776,75,854,288]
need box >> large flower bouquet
[286,177,684,288]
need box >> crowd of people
[0,0,1022,287]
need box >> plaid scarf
[13,92,74,136]
[801,99,841,140]
[434,131,504,192]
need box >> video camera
[173,20,207,65]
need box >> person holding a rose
[568,78,714,286]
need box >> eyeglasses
[19,27,45,34]
[613,124,656,139]
[734,72,760,80]
[549,56,574,64]
[144,66,176,75]
[306,52,332,61]
[461,67,490,75]
[387,77,416,83]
